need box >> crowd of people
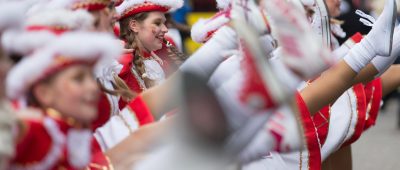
[0,0,399,169]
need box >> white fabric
[311,0,331,48]
[94,108,140,151]
[260,34,277,56]
[116,0,184,16]
[166,28,182,51]
[344,0,396,73]
[215,70,248,130]
[135,143,229,170]
[25,9,94,31]
[343,38,376,73]
[340,88,360,146]
[1,30,56,55]
[143,59,165,84]
[243,150,313,170]
[372,27,400,77]
[239,105,303,164]
[180,26,237,78]
[0,0,32,32]
[67,129,92,168]
[231,0,270,35]
[320,89,353,160]
[269,54,302,91]
[216,0,230,10]
[264,0,333,79]
[333,43,352,62]
[6,32,122,100]
[191,11,230,43]
[242,153,288,170]
[330,23,347,39]
[208,54,241,89]
[11,118,65,170]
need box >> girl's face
[35,65,100,124]
[325,0,342,17]
[130,11,168,52]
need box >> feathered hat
[6,32,122,100]
[1,9,94,56]
[116,0,184,20]
[0,0,34,33]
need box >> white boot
[372,26,400,77]
[344,0,397,73]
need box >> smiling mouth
[156,35,164,41]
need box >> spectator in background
[337,0,373,44]
[172,0,192,24]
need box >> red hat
[71,0,112,11]
[1,9,94,56]
[25,9,94,34]
[6,32,122,100]
[116,0,183,20]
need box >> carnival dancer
[116,0,185,95]
[240,0,397,169]
[5,32,121,170]
[189,0,396,169]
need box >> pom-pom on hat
[6,32,123,100]
[116,0,184,20]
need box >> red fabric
[118,53,144,94]
[92,93,112,131]
[113,24,120,37]
[11,100,21,110]
[200,10,231,43]
[88,139,112,169]
[239,44,278,110]
[350,32,363,43]
[26,26,67,35]
[118,53,133,67]
[312,105,330,146]
[12,119,52,165]
[12,116,111,169]
[363,78,382,130]
[295,92,321,170]
[341,84,367,147]
[119,3,169,20]
[154,39,180,76]
[118,54,143,110]
[127,95,154,126]
[73,3,107,11]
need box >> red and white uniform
[11,111,111,170]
